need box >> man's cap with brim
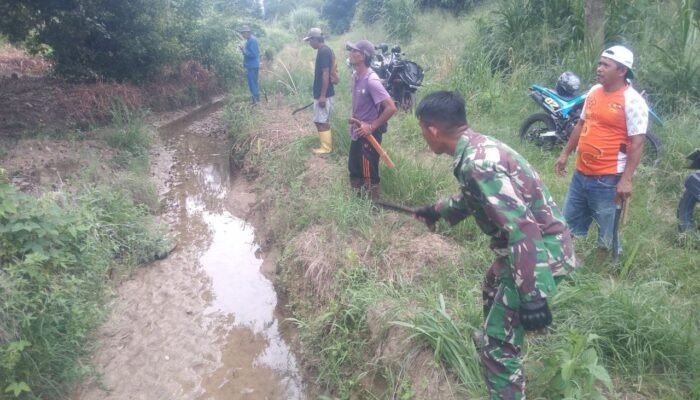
[602,45,635,79]
[238,25,252,32]
[345,40,375,57]
[303,28,323,41]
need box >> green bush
[105,102,152,173]
[477,0,582,74]
[0,0,203,82]
[552,273,700,395]
[285,7,324,36]
[481,0,699,109]
[264,0,322,20]
[258,26,295,62]
[383,0,417,42]
[186,12,244,88]
[322,0,359,34]
[415,0,485,13]
[645,0,700,108]
[357,0,385,25]
[0,182,169,399]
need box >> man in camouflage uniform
[413,91,576,399]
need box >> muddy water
[75,103,305,400]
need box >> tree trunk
[584,0,605,51]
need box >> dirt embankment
[0,45,221,195]
[0,45,221,139]
[1,45,464,399]
[235,99,466,398]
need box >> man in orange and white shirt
[554,45,648,256]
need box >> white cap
[602,45,634,78]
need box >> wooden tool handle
[348,118,395,169]
[365,135,395,168]
[621,198,631,225]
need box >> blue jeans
[563,171,621,252]
[246,68,259,102]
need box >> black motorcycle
[372,43,424,113]
[677,149,700,232]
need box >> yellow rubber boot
[312,130,332,154]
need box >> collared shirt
[437,132,575,300]
[350,69,390,140]
[577,84,648,175]
[242,36,260,69]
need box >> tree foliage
[0,0,202,82]
[285,7,324,36]
[184,10,246,89]
[322,0,358,34]
[415,0,485,14]
[265,0,324,20]
[357,0,385,25]
[213,0,263,19]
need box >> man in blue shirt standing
[238,25,260,104]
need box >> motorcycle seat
[557,92,577,101]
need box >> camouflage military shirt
[436,131,575,302]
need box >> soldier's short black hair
[415,91,468,130]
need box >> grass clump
[289,267,381,398]
[393,294,484,394]
[105,102,151,172]
[0,181,169,399]
[244,2,700,398]
[555,274,700,392]
[223,101,261,169]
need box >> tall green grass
[285,7,324,37]
[0,182,169,399]
[243,3,700,398]
[1,99,169,399]
[393,294,485,394]
[105,102,151,172]
[383,0,417,41]
[288,267,383,398]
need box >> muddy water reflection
[160,107,304,399]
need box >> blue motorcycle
[519,71,663,166]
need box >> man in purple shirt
[346,39,397,200]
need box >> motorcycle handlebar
[375,43,389,53]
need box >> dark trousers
[348,132,382,186]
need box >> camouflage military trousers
[475,255,527,400]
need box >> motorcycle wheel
[400,91,416,114]
[519,113,556,147]
[641,131,662,167]
[677,189,698,232]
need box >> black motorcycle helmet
[555,71,581,97]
